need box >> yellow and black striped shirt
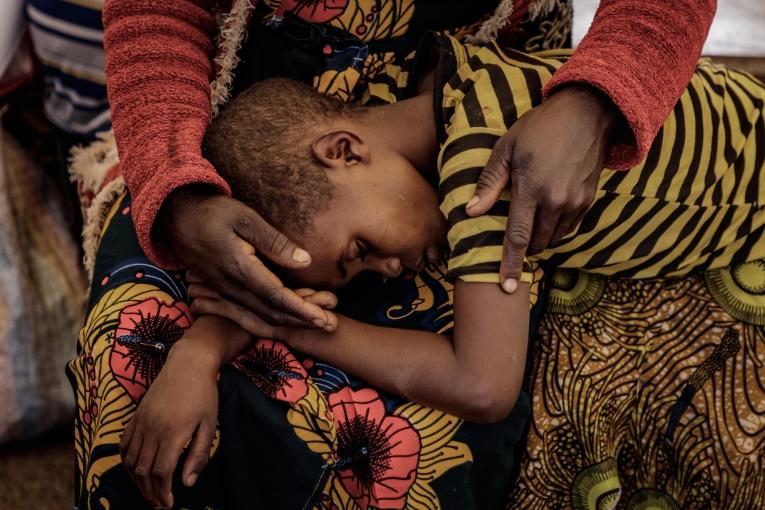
[432,34,765,283]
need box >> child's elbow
[459,380,521,424]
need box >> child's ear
[312,130,370,169]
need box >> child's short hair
[204,78,352,236]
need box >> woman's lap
[69,192,532,510]
[71,192,765,509]
[509,267,765,509]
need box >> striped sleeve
[434,36,566,284]
[438,128,535,284]
[26,0,111,137]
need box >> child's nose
[369,256,402,278]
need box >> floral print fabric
[68,193,534,509]
[67,2,577,508]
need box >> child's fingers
[181,419,217,488]
[119,416,137,463]
[192,297,277,339]
[304,291,339,331]
[291,290,338,332]
[134,437,162,508]
[295,289,338,309]
[324,311,339,332]
[222,283,323,329]
[307,291,338,310]
[294,288,315,298]
[151,435,188,509]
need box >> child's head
[204,78,447,290]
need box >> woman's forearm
[103,0,232,266]
[544,0,716,169]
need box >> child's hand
[187,271,338,338]
[120,337,219,509]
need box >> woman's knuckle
[229,256,250,282]
[482,166,504,183]
[507,229,530,249]
[262,307,286,326]
[134,465,149,477]
[239,312,259,329]
[151,468,169,480]
[233,214,254,235]
[264,287,287,308]
[512,149,533,170]
[270,231,290,254]
[548,198,566,212]
[193,454,210,465]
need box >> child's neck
[359,89,438,178]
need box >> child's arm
[120,314,253,509]
[120,287,338,508]
[192,281,530,423]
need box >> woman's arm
[192,282,531,423]
[471,0,717,290]
[103,0,334,328]
[120,314,252,508]
[544,0,717,168]
[103,0,231,265]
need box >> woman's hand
[466,84,618,293]
[119,330,221,509]
[157,188,337,331]
[187,272,338,339]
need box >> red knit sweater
[102,0,716,267]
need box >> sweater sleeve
[543,0,717,169]
[103,0,232,267]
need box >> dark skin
[467,84,618,293]
[156,190,339,331]
[123,89,537,508]
[155,81,617,327]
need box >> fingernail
[312,318,326,328]
[466,195,480,211]
[185,473,198,486]
[502,278,518,294]
[292,248,310,263]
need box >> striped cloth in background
[26,0,109,138]
[0,127,86,443]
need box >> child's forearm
[283,318,472,411]
[178,282,529,422]
[280,282,528,422]
[170,314,253,370]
